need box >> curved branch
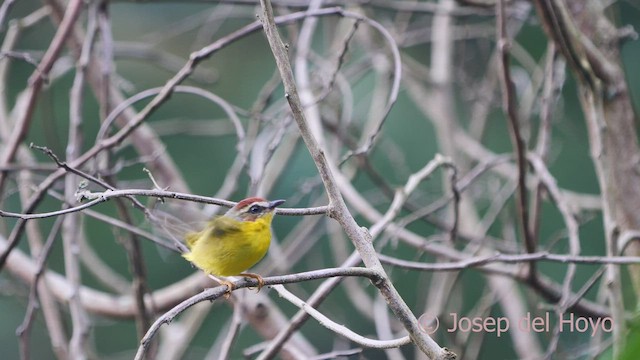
[133,267,383,360]
[95,85,246,151]
[272,284,411,349]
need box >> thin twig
[530,153,580,357]
[214,305,243,360]
[370,154,454,236]
[16,216,65,360]
[310,348,363,360]
[496,0,536,271]
[0,188,328,220]
[378,251,640,269]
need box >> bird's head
[225,197,285,222]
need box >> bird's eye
[248,205,262,214]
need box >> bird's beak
[268,199,286,209]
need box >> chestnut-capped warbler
[182,197,285,295]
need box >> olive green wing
[185,215,242,249]
[209,215,242,237]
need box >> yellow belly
[182,217,271,276]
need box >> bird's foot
[206,274,235,299]
[239,273,265,292]
[219,279,235,299]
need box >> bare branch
[272,285,412,349]
[134,267,384,360]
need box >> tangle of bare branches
[0,0,638,359]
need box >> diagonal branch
[257,1,454,358]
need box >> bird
[182,197,285,296]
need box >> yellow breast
[182,214,273,276]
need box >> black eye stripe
[248,204,264,214]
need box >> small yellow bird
[182,197,285,295]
